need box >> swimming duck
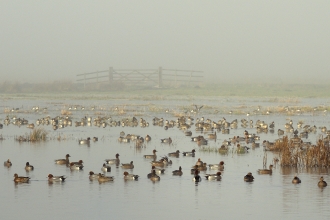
[13,173,30,183]
[244,172,254,182]
[318,176,327,187]
[161,137,172,144]
[70,162,84,170]
[71,160,84,165]
[145,134,151,142]
[205,172,221,181]
[54,154,71,165]
[25,162,34,171]
[193,170,202,182]
[150,165,165,176]
[101,163,111,172]
[236,144,249,153]
[195,158,203,166]
[48,174,66,182]
[172,166,183,176]
[92,137,98,142]
[257,165,273,174]
[161,156,172,165]
[123,171,139,180]
[208,132,217,139]
[79,137,90,145]
[98,173,114,182]
[121,161,134,169]
[105,153,120,165]
[292,176,301,184]
[144,150,157,160]
[150,159,165,167]
[208,161,225,170]
[4,159,12,167]
[191,165,200,174]
[149,170,160,181]
[182,149,195,157]
[168,150,180,157]
[89,171,99,180]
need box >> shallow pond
[0,96,329,219]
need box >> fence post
[158,66,163,87]
[109,67,113,84]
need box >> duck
[70,162,84,170]
[150,159,165,167]
[89,171,99,180]
[236,144,249,153]
[161,156,172,165]
[13,173,30,183]
[161,137,172,144]
[292,176,301,184]
[195,158,203,166]
[71,160,84,165]
[48,174,66,182]
[105,153,120,165]
[197,163,208,171]
[145,134,151,142]
[54,154,71,165]
[150,165,165,176]
[205,172,221,181]
[172,166,183,176]
[144,150,157,160]
[244,172,254,182]
[182,149,195,157]
[92,137,98,142]
[257,165,273,174]
[191,165,200,174]
[193,170,202,182]
[218,145,229,153]
[121,161,134,169]
[123,171,139,180]
[78,137,91,145]
[4,159,12,167]
[208,161,225,170]
[208,132,217,139]
[101,163,111,172]
[25,162,34,171]
[149,170,160,181]
[318,176,327,187]
[168,150,180,157]
[98,173,114,182]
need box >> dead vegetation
[277,136,330,167]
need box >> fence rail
[76,67,203,88]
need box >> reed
[29,128,48,141]
[278,136,330,167]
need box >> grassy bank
[1,82,330,99]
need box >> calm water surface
[0,97,330,219]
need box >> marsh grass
[61,110,72,115]
[278,136,330,167]
[15,128,48,142]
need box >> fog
[1,1,330,84]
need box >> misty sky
[1,1,330,84]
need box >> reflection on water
[0,97,330,219]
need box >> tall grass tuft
[278,136,330,167]
[29,128,48,141]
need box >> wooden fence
[76,67,203,88]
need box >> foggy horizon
[1,1,330,84]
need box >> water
[0,96,330,219]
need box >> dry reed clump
[61,110,72,115]
[15,128,48,142]
[278,136,330,167]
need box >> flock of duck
[4,150,328,187]
[1,104,330,188]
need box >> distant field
[1,83,330,99]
